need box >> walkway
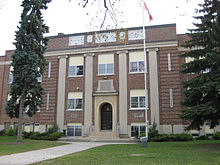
[0,142,124,165]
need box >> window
[169,88,174,108]
[46,93,50,110]
[69,56,84,77]
[34,123,40,132]
[8,66,13,84]
[67,124,82,136]
[24,123,31,132]
[98,54,114,75]
[129,52,145,73]
[131,124,146,137]
[130,61,145,73]
[167,53,172,71]
[67,92,83,111]
[130,89,146,109]
[48,62,51,78]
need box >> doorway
[100,103,112,130]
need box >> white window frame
[129,60,145,73]
[67,98,83,111]
[67,124,82,137]
[130,96,145,110]
[98,63,114,75]
[131,124,146,137]
[69,65,84,77]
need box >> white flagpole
[142,0,149,143]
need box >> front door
[101,103,112,130]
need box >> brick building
[0,24,218,138]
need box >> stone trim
[44,41,178,57]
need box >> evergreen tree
[180,0,220,130]
[6,0,51,142]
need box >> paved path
[0,142,123,165]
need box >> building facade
[0,24,218,138]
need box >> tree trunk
[17,98,24,142]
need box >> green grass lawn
[34,140,220,165]
[0,136,66,156]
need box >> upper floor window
[129,52,145,73]
[67,92,83,111]
[98,54,114,75]
[8,66,13,84]
[130,89,146,110]
[167,53,172,71]
[69,56,84,77]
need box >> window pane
[131,126,139,137]
[69,66,76,76]
[75,126,82,136]
[107,63,114,74]
[139,96,145,108]
[75,99,82,109]
[130,62,138,72]
[131,97,138,108]
[76,65,83,75]
[98,64,105,74]
[67,99,74,109]
[67,126,74,136]
[139,61,145,72]
[8,73,13,84]
[140,126,146,134]
[37,75,42,82]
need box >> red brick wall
[158,47,184,125]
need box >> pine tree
[6,0,51,142]
[180,0,220,130]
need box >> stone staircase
[59,131,139,143]
[89,131,119,139]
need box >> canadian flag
[143,1,153,21]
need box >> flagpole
[142,0,149,145]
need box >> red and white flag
[143,1,153,22]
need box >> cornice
[45,41,178,57]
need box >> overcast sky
[0,0,203,55]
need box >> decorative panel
[128,29,144,40]
[69,35,84,46]
[95,32,116,43]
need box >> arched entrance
[100,103,112,130]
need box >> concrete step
[89,131,119,139]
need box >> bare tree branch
[100,8,108,28]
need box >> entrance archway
[100,103,112,130]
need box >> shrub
[176,133,193,141]
[47,124,59,134]
[0,130,5,136]
[23,131,63,141]
[213,132,220,140]
[5,127,15,136]
[196,135,210,140]
[140,133,146,137]
[149,122,159,140]
[23,131,32,138]
[151,133,193,142]
[30,132,42,140]
[48,132,63,141]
